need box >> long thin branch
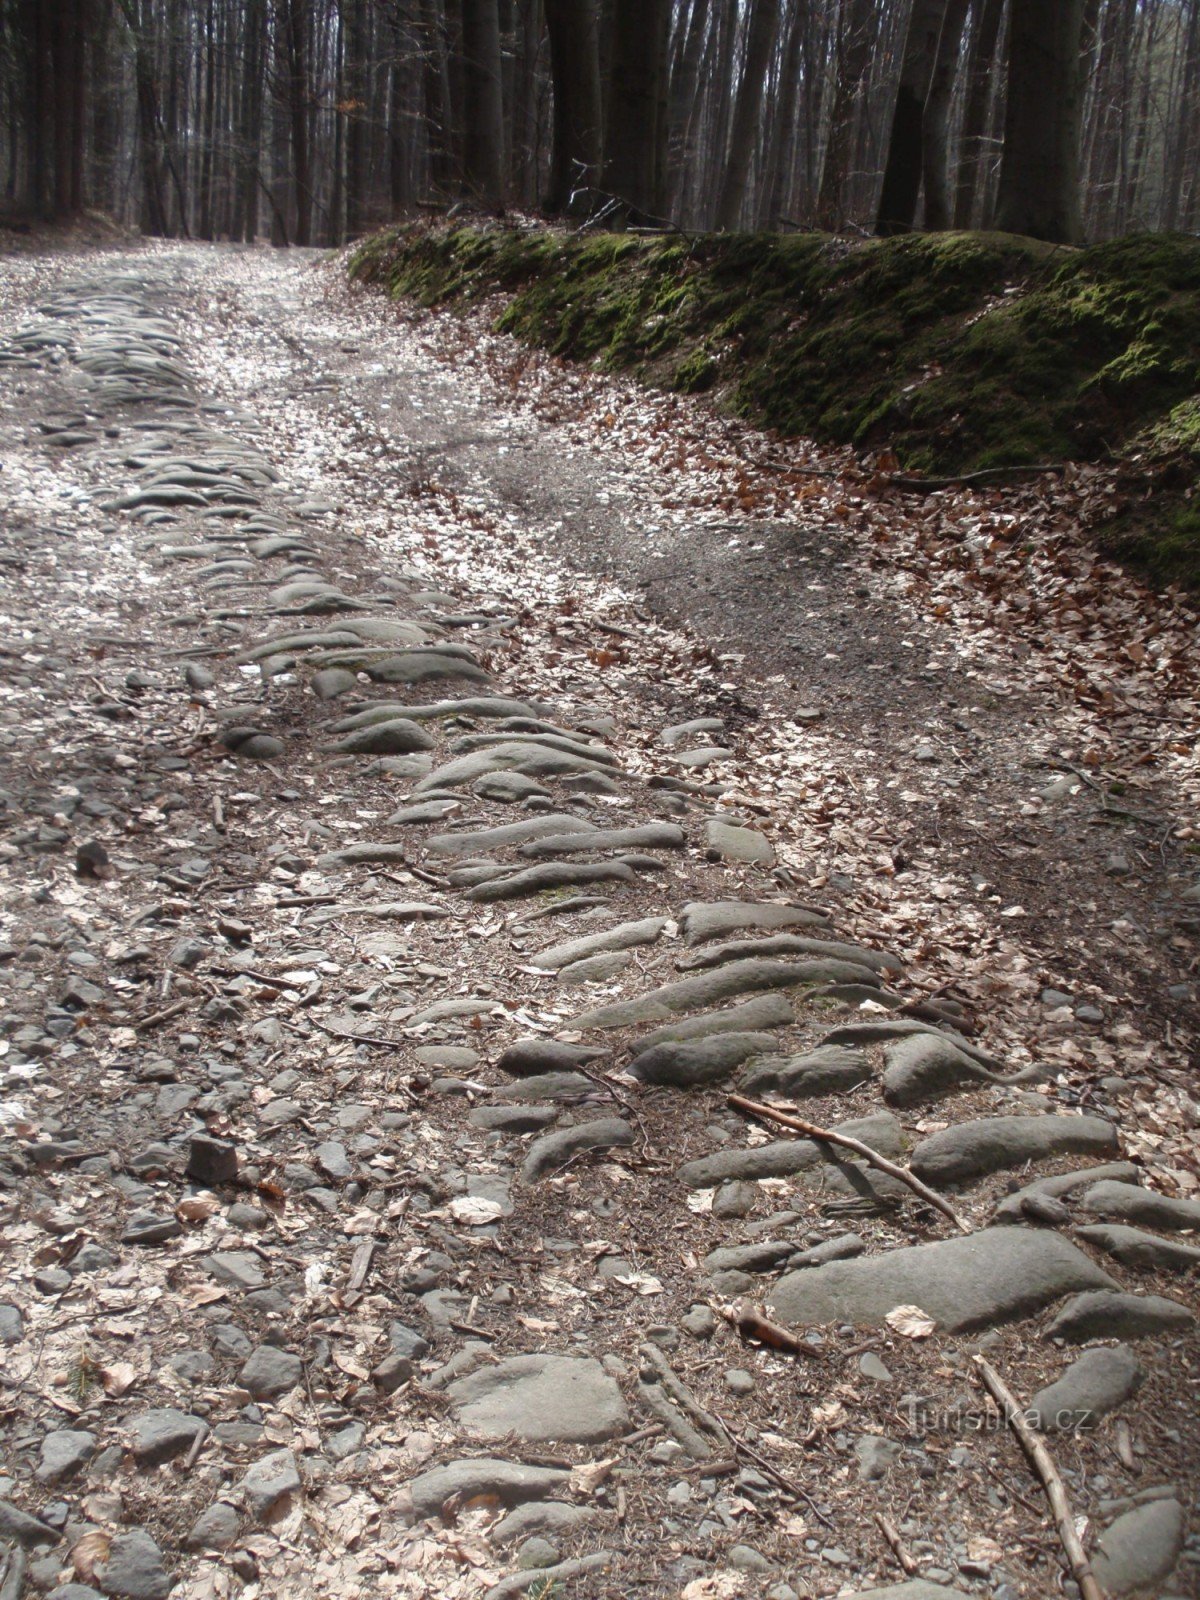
[885,463,1068,493]
[726,1093,971,1234]
[973,1356,1107,1600]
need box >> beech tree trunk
[715,0,778,228]
[876,0,949,234]
[543,0,602,212]
[953,0,1006,228]
[816,0,875,229]
[921,0,971,229]
[994,0,1085,241]
[603,0,670,220]
[460,0,506,208]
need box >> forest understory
[0,235,1197,1600]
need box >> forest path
[0,241,1197,1600]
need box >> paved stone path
[0,250,1195,1600]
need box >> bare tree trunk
[543,0,601,212]
[460,0,505,207]
[344,0,368,234]
[715,0,778,228]
[667,0,711,213]
[815,0,875,229]
[603,0,671,220]
[759,0,806,225]
[994,0,1085,241]
[921,0,971,228]
[1163,0,1199,228]
[953,0,1006,227]
[876,0,949,234]
[281,0,311,243]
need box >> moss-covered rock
[349,222,1200,586]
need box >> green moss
[349,221,1200,587]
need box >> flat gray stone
[496,1039,606,1077]
[184,1502,241,1552]
[557,950,631,984]
[1029,1345,1143,1431]
[332,695,543,730]
[492,1501,597,1545]
[239,1448,301,1520]
[469,1104,560,1133]
[571,956,881,1030]
[202,1251,265,1291]
[1080,1180,1200,1232]
[1045,1290,1195,1341]
[531,917,668,971]
[387,799,461,825]
[310,668,358,701]
[740,1044,872,1098]
[822,1018,1004,1070]
[631,1031,777,1087]
[1092,1497,1185,1597]
[36,1428,96,1482]
[882,1034,1041,1106]
[493,1071,592,1103]
[679,901,829,944]
[0,1302,23,1343]
[128,1408,206,1465]
[414,742,609,793]
[0,1499,59,1547]
[770,1227,1115,1331]
[634,994,794,1049]
[788,1232,865,1268]
[679,934,899,974]
[705,819,775,866]
[239,1346,302,1399]
[1074,1223,1200,1273]
[991,1163,1142,1223]
[475,771,552,802]
[467,861,638,901]
[678,1112,901,1189]
[329,718,435,755]
[448,1355,628,1443]
[407,1460,570,1523]
[426,815,594,858]
[519,824,684,858]
[94,1529,172,1600]
[910,1114,1119,1186]
[522,1118,634,1181]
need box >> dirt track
[0,240,1197,1600]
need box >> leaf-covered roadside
[349,222,1200,589]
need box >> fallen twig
[876,1511,918,1574]
[134,997,192,1032]
[727,1093,971,1234]
[722,1423,834,1529]
[973,1356,1107,1600]
[713,1299,823,1360]
[575,1063,651,1153]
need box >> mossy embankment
[349,223,1200,588]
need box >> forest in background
[1,0,1198,250]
